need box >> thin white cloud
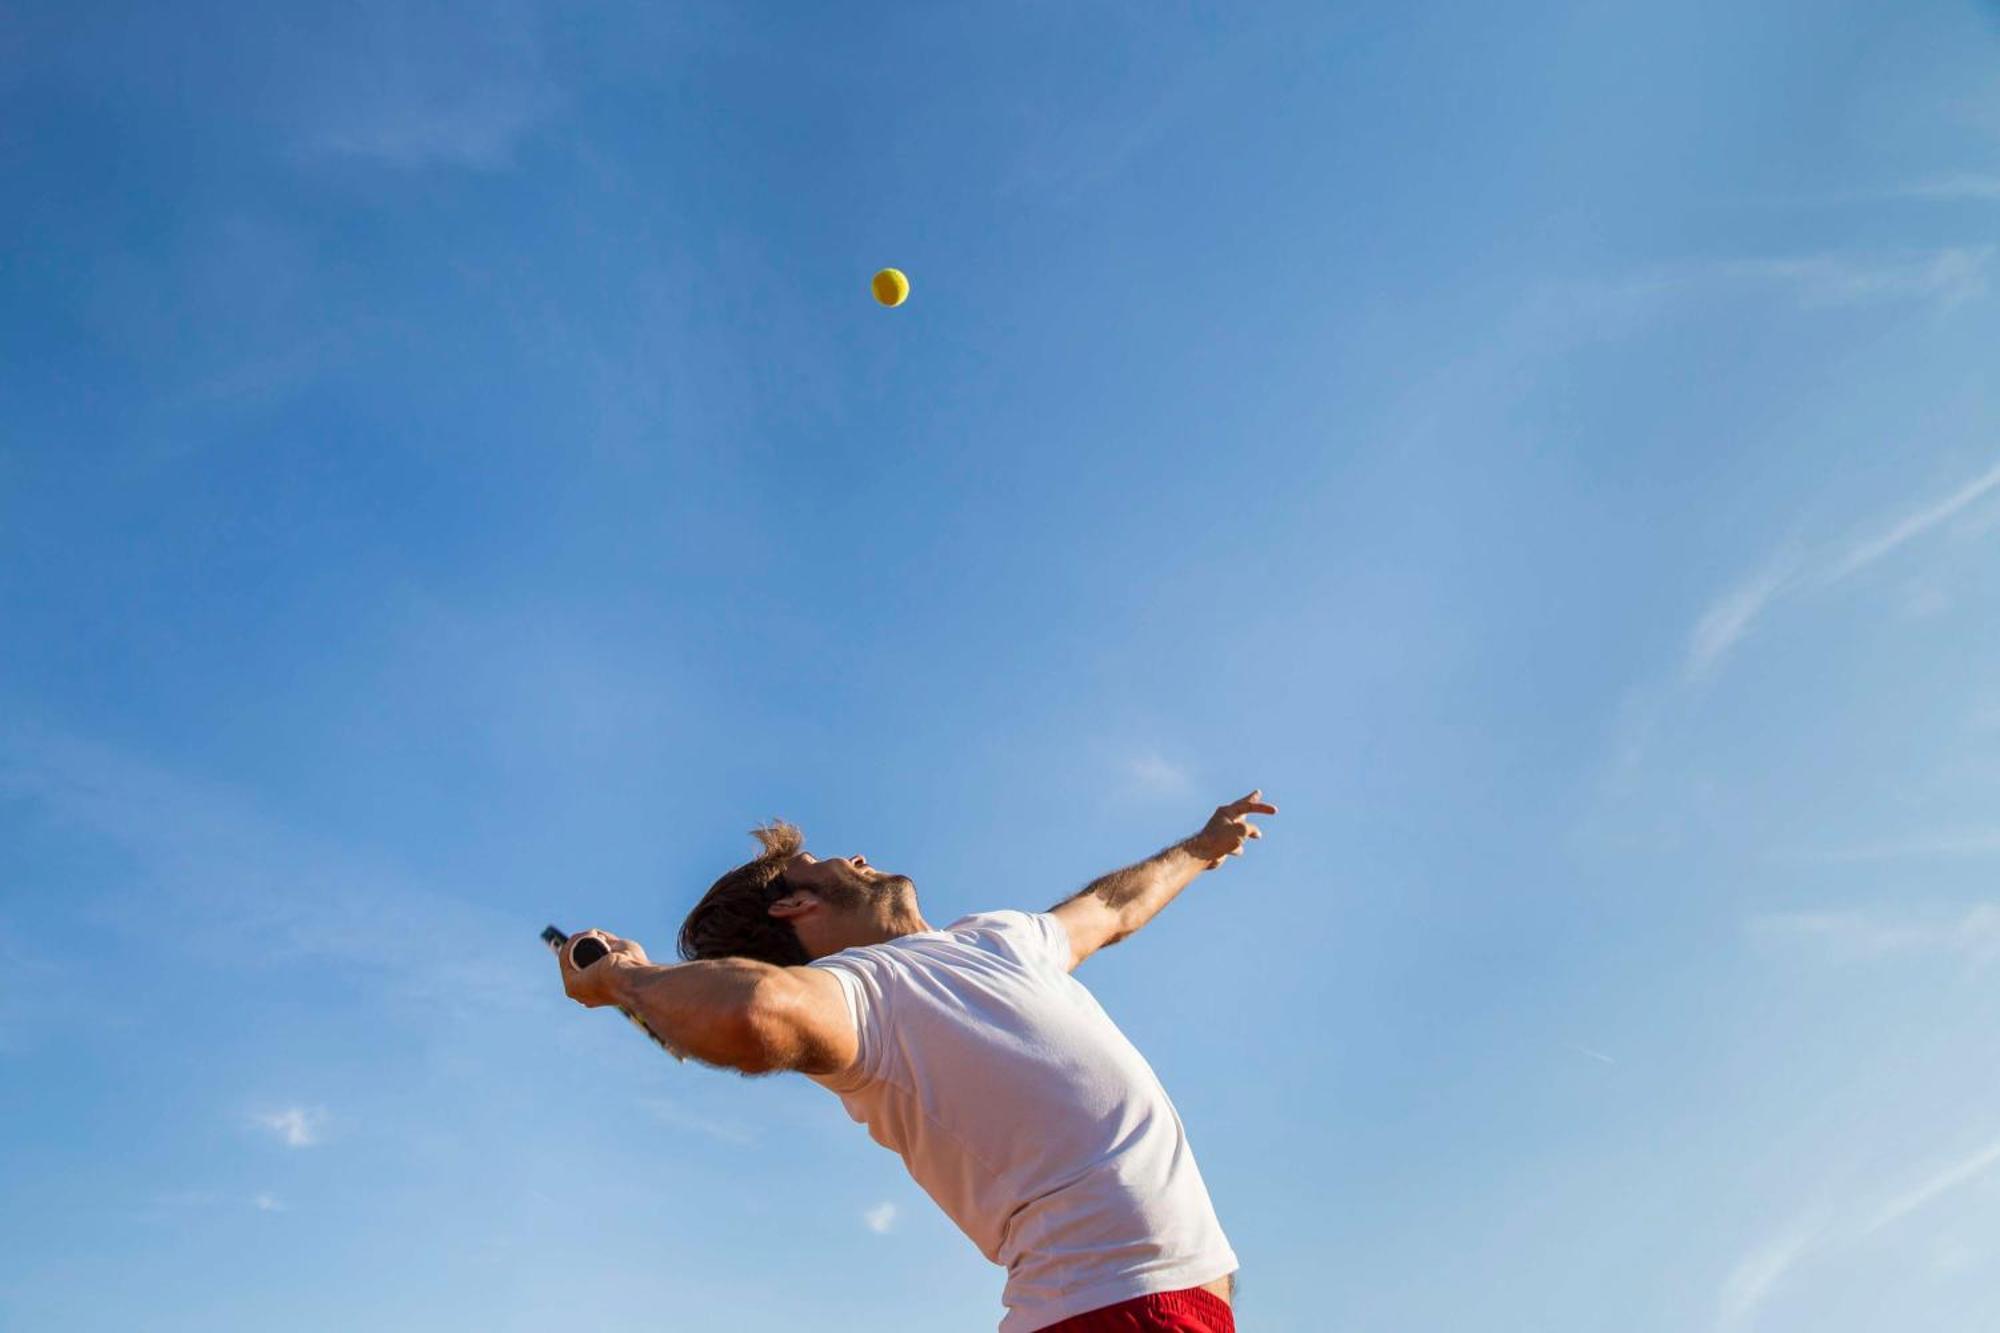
[1612,247,1995,315]
[1780,829,2000,863]
[299,6,557,170]
[1681,457,2000,681]
[1933,1237,1976,1275]
[164,331,347,416]
[1572,1045,1617,1065]
[251,1106,326,1149]
[863,1201,898,1234]
[1824,459,2000,581]
[0,923,60,1055]
[0,725,537,1020]
[1899,174,2000,202]
[1126,753,1194,797]
[1716,1219,1819,1332]
[126,1189,221,1225]
[1707,248,1992,309]
[1686,556,1798,682]
[312,90,555,170]
[1863,1137,2000,1236]
[638,1096,754,1146]
[254,1193,286,1213]
[1748,904,2000,963]
[1900,582,1952,619]
[1712,1133,2000,1326]
[998,17,1281,202]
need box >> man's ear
[768,889,820,921]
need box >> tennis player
[557,790,1276,1332]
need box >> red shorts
[1037,1285,1235,1332]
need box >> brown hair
[676,820,811,966]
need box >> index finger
[1229,790,1278,815]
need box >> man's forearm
[605,957,781,1071]
[1073,840,1209,939]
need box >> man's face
[780,851,913,912]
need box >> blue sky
[6,1,2000,1328]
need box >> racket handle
[541,924,686,1062]
[541,925,609,970]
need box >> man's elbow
[1091,909,1139,955]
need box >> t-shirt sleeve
[958,909,1073,975]
[805,953,884,1093]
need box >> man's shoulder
[945,910,1071,974]
[942,908,1038,934]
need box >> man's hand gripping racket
[543,925,688,1063]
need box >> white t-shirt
[806,910,1238,1333]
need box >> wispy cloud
[80,214,349,454]
[1863,1137,2000,1236]
[126,1189,222,1225]
[1706,248,1992,309]
[312,87,555,170]
[0,725,538,1020]
[639,1096,755,1146]
[300,5,558,170]
[1681,458,2000,681]
[1897,174,2000,202]
[1899,581,1953,619]
[1126,753,1194,797]
[254,1193,286,1213]
[1824,459,2000,581]
[1611,246,1995,317]
[1777,829,2000,863]
[251,1106,326,1149]
[1718,1128,2000,1327]
[1716,1218,1820,1332]
[1686,555,1799,682]
[0,923,60,1055]
[998,16,1283,202]
[1571,1044,1617,1065]
[863,1201,898,1234]
[1748,903,2000,963]
[1932,1236,1976,1275]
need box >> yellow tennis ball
[872,268,909,307]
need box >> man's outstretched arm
[558,933,857,1077]
[1048,790,1277,972]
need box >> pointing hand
[1183,790,1278,870]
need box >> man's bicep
[1048,895,1124,971]
[777,966,862,1077]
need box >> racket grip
[542,924,609,970]
[541,924,688,1063]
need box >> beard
[874,873,916,904]
[819,872,915,913]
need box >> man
[557,790,1277,1332]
